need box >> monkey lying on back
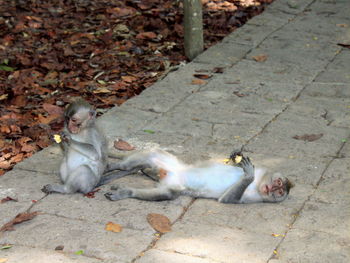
[104,150,293,203]
[41,99,133,194]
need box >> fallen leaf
[193,74,212,79]
[54,245,64,251]
[121,75,137,83]
[212,67,224,73]
[233,91,246,97]
[147,213,171,233]
[105,222,122,233]
[337,43,350,49]
[42,103,64,115]
[292,133,323,142]
[93,87,111,94]
[0,211,39,232]
[136,32,157,39]
[75,250,84,255]
[0,161,11,170]
[0,94,8,101]
[143,129,155,134]
[0,245,11,250]
[336,24,348,27]
[191,79,206,85]
[252,54,267,62]
[1,196,18,204]
[0,258,8,263]
[114,139,135,151]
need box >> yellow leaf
[105,222,122,233]
[191,79,206,85]
[93,87,111,94]
[0,94,8,101]
[252,54,267,62]
[53,134,62,144]
[0,258,8,263]
[234,155,242,164]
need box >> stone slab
[154,221,279,263]
[272,228,350,263]
[0,214,151,262]
[136,249,214,263]
[0,245,102,263]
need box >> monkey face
[66,110,92,134]
[259,174,290,203]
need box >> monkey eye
[276,178,283,187]
[71,117,77,123]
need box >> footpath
[1,0,349,262]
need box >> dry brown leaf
[0,161,11,170]
[105,222,122,233]
[193,74,212,79]
[252,54,267,62]
[54,245,64,251]
[114,139,135,151]
[136,32,157,39]
[147,213,171,233]
[21,143,36,153]
[0,211,39,232]
[9,153,24,164]
[93,87,111,94]
[42,103,64,115]
[0,126,11,134]
[121,76,137,83]
[293,133,323,142]
[191,79,206,85]
[1,196,18,204]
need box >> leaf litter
[0,0,275,173]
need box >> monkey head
[64,99,96,134]
[258,173,294,203]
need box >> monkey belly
[61,151,102,181]
[182,164,245,198]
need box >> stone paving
[1,0,349,262]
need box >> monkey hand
[240,157,255,181]
[105,185,132,201]
[41,184,54,194]
[60,131,72,144]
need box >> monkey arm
[68,140,101,161]
[218,177,254,203]
[218,157,255,204]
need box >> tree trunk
[184,0,203,60]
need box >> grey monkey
[41,99,132,194]
[104,150,293,203]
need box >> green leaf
[97,80,107,85]
[75,250,84,255]
[3,59,9,65]
[341,139,347,143]
[0,65,15,72]
[143,129,155,134]
[0,245,12,250]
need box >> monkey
[41,99,131,194]
[104,150,293,203]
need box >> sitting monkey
[104,150,293,203]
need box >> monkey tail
[149,152,187,173]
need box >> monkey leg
[97,167,141,187]
[42,165,99,194]
[105,185,177,201]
